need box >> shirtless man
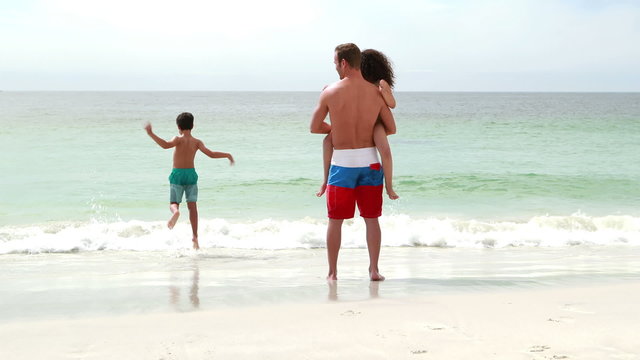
[310,43,396,281]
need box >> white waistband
[331,147,379,167]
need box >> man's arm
[144,122,179,149]
[197,141,235,165]
[310,91,332,134]
[378,104,396,135]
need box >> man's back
[325,77,385,150]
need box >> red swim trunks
[326,147,384,219]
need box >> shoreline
[1,281,638,359]
[1,246,639,323]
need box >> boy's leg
[168,183,184,229]
[168,202,180,229]
[373,123,398,200]
[187,202,199,250]
[317,133,334,197]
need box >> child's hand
[228,154,235,166]
[378,79,390,94]
[144,122,153,134]
[322,84,329,91]
[378,79,396,109]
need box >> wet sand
[1,281,638,359]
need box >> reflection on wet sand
[327,280,380,301]
[169,262,200,311]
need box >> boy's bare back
[171,134,202,169]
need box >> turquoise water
[1,92,639,252]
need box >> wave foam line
[1,214,639,254]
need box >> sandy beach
[1,281,638,360]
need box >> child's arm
[144,122,179,149]
[373,123,398,200]
[197,141,235,165]
[379,79,396,109]
[317,134,333,197]
[378,104,396,135]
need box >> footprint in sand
[560,303,594,315]
[425,323,447,331]
[411,349,428,355]
[529,345,550,353]
[340,310,361,316]
[547,316,575,324]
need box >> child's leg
[168,202,180,229]
[187,202,199,250]
[373,123,399,200]
[317,133,334,197]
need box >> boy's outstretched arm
[144,122,179,149]
[197,141,235,165]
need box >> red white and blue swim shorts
[327,147,384,219]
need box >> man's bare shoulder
[322,80,345,95]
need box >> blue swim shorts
[169,168,198,203]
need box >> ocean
[1,91,639,252]
[1,91,639,319]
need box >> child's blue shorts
[169,168,198,203]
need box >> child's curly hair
[361,49,395,88]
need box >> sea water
[1,92,639,319]
[1,92,639,253]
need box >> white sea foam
[1,214,639,254]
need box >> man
[310,43,396,281]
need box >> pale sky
[1,0,639,91]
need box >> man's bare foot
[192,237,200,250]
[167,211,180,229]
[386,187,399,200]
[316,183,327,197]
[370,270,385,281]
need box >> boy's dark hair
[361,49,395,88]
[176,112,194,130]
[335,43,361,69]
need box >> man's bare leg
[168,203,180,229]
[364,217,385,281]
[187,202,199,250]
[326,218,343,280]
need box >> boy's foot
[386,187,399,200]
[316,183,327,197]
[192,237,200,250]
[167,211,180,229]
[326,271,337,281]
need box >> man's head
[176,112,194,131]
[334,43,361,79]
